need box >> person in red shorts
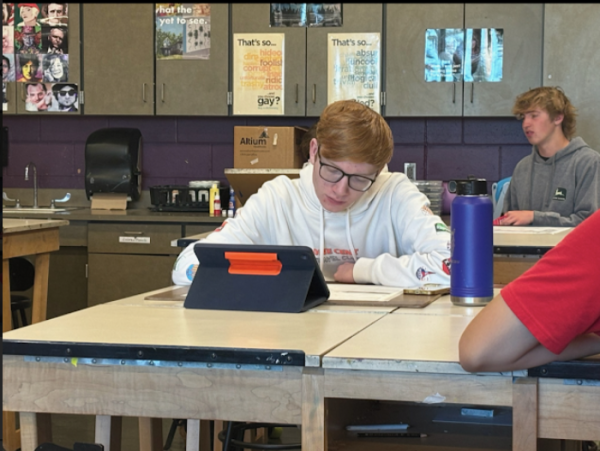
[459,209,600,372]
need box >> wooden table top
[493,226,572,247]
[2,218,70,234]
[3,291,388,367]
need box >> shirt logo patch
[435,223,450,234]
[442,258,451,275]
[553,187,567,201]
[416,267,434,280]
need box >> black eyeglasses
[58,90,76,97]
[317,148,376,192]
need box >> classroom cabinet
[5,4,81,115]
[543,4,600,151]
[231,3,306,116]
[384,4,543,117]
[231,3,381,117]
[86,222,182,306]
[82,4,154,115]
[156,3,229,115]
[82,4,229,116]
[306,4,382,117]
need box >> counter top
[2,207,226,224]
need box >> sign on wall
[424,28,504,82]
[328,32,381,113]
[233,33,284,115]
[155,3,211,60]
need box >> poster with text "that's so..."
[233,33,284,115]
[328,33,380,113]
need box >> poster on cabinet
[424,28,503,82]
[328,32,380,113]
[155,3,211,60]
[233,33,284,115]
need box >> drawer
[88,223,183,255]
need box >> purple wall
[2,115,531,190]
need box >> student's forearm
[482,334,600,372]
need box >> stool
[218,422,300,450]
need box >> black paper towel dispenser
[85,128,142,201]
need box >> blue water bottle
[449,178,493,306]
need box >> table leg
[2,410,20,451]
[513,377,538,451]
[96,415,123,451]
[139,417,163,451]
[32,252,50,324]
[213,420,225,451]
[186,419,200,451]
[3,258,12,332]
[302,367,325,451]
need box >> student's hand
[334,262,355,284]
[499,210,534,226]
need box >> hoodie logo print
[553,187,567,201]
[416,267,434,280]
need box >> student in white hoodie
[173,100,451,287]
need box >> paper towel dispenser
[85,128,142,201]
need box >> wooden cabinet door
[87,253,177,306]
[82,4,154,115]
[156,4,229,115]
[306,4,383,117]
[463,4,542,116]
[15,4,81,115]
[544,4,600,151]
[385,3,464,117]
[231,3,306,116]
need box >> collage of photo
[3,3,76,112]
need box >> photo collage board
[3,3,78,112]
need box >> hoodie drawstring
[319,206,324,270]
[346,210,357,262]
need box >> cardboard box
[225,168,301,207]
[234,126,307,169]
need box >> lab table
[493,226,573,284]
[2,291,388,451]
[2,217,69,451]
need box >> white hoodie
[172,163,451,287]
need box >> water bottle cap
[451,179,488,195]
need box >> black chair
[9,257,35,328]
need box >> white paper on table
[493,226,572,235]
[327,284,406,302]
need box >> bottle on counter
[213,192,222,217]
[228,187,236,217]
[449,178,493,307]
[209,183,219,217]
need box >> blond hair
[512,87,577,139]
[316,100,393,169]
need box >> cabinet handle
[452,83,456,104]
[123,231,144,235]
[142,83,147,102]
[470,84,474,104]
[295,84,298,103]
[312,84,316,104]
[161,83,165,103]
